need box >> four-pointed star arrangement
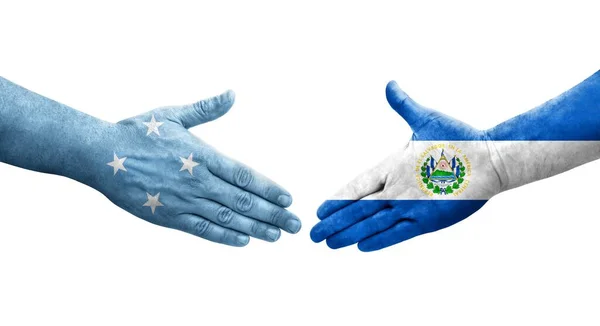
[107,118,206,214]
[93,90,302,247]
[2,77,306,247]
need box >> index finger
[206,153,293,207]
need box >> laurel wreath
[420,157,466,195]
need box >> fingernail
[277,195,292,207]
[224,90,235,102]
[266,228,281,241]
[236,234,249,246]
[285,219,301,234]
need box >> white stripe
[331,141,600,200]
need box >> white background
[1,1,599,325]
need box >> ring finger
[190,198,282,242]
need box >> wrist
[57,117,119,189]
[0,77,116,188]
[482,130,510,195]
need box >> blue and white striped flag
[311,71,600,251]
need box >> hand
[92,91,301,246]
[310,81,504,251]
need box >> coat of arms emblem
[417,145,470,196]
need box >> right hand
[91,90,301,246]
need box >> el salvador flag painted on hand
[311,71,600,251]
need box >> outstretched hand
[311,81,505,251]
[93,91,301,246]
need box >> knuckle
[193,220,211,237]
[192,100,209,119]
[250,221,266,236]
[219,230,232,244]
[234,166,253,188]
[234,192,254,212]
[216,206,234,225]
[263,186,275,200]
[202,174,220,197]
[269,207,284,225]
[205,155,218,171]
[193,174,210,192]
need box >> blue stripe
[403,70,600,141]
[487,70,600,141]
[311,199,487,250]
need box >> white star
[143,114,164,136]
[106,153,127,175]
[179,153,200,176]
[143,192,164,214]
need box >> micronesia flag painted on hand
[311,70,600,251]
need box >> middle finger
[208,178,302,234]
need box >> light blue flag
[0,77,301,247]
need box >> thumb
[174,90,235,129]
[386,81,434,131]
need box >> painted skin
[0,77,301,247]
[311,82,492,251]
[312,71,600,252]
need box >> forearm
[0,77,114,187]
[486,71,600,190]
